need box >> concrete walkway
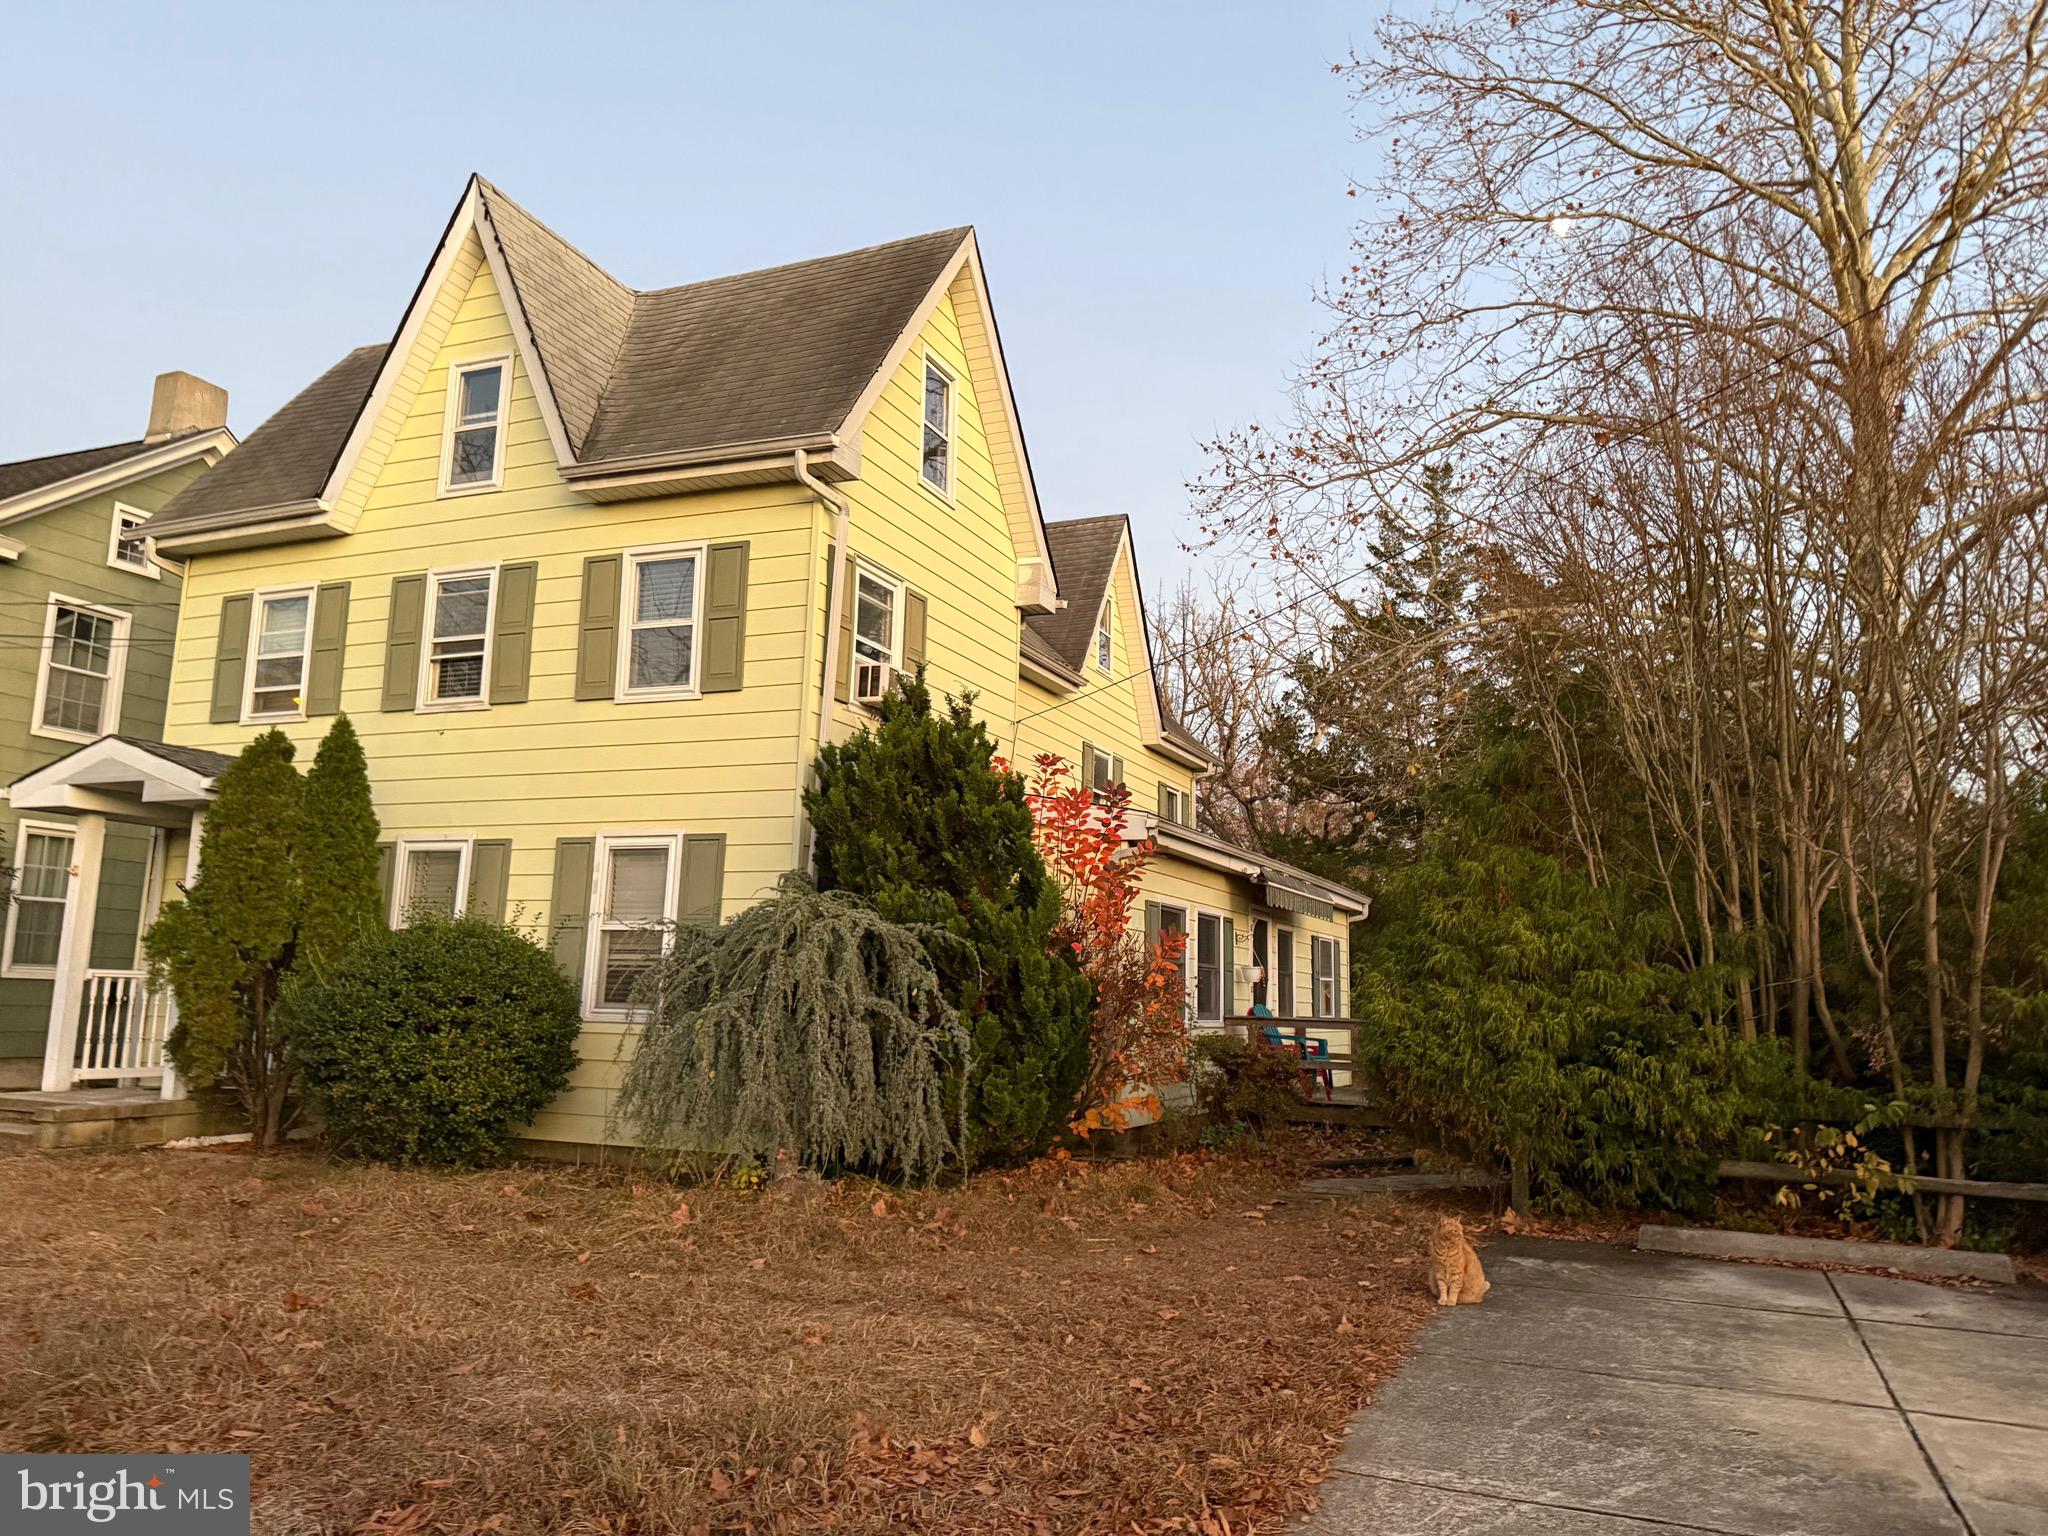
[1316,1235,2048,1535]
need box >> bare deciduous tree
[1197,0,2048,1241]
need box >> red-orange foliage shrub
[1018,753,1189,1132]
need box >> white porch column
[39,812,107,1094]
[156,808,207,1102]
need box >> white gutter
[796,447,853,873]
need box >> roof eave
[0,429,237,528]
[149,500,340,554]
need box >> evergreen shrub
[295,916,580,1167]
[805,673,1092,1163]
[613,878,972,1181]
[1189,1032,1307,1140]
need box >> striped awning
[1261,877,1335,920]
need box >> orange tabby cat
[1429,1215,1489,1306]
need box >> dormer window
[441,358,507,493]
[108,505,158,577]
[1096,602,1113,674]
[921,357,953,497]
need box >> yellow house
[9,177,1365,1147]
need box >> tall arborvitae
[146,729,304,1148]
[806,673,1092,1163]
[296,714,385,981]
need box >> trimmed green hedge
[295,917,581,1167]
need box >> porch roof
[7,735,230,825]
[1141,816,1370,919]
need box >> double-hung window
[392,837,473,925]
[422,567,496,707]
[1083,743,1124,799]
[1194,912,1225,1024]
[1096,602,1113,673]
[246,587,314,721]
[921,356,953,496]
[108,506,157,576]
[587,832,682,1016]
[3,824,74,976]
[619,546,702,699]
[852,566,902,704]
[34,596,128,742]
[1312,935,1341,1018]
[1276,927,1296,1017]
[441,358,507,493]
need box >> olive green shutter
[903,590,928,672]
[381,574,426,712]
[1144,901,1161,952]
[376,842,396,926]
[306,582,350,717]
[209,593,252,723]
[829,547,855,703]
[700,542,748,693]
[576,555,621,701]
[1222,918,1236,1016]
[679,832,726,927]
[469,839,512,924]
[489,561,537,705]
[1081,743,1099,787]
[1157,782,1175,822]
[550,837,595,985]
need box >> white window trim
[850,559,906,707]
[1159,783,1189,825]
[918,350,956,504]
[3,819,76,979]
[1275,925,1297,1018]
[615,542,708,703]
[31,592,130,746]
[415,563,501,714]
[436,354,512,498]
[1082,740,1124,796]
[582,829,684,1020]
[1095,595,1113,675]
[390,836,476,926]
[242,583,317,725]
[106,502,162,579]
[1193,905,1230,1027]
[1312,934,1342,1019]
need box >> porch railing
[1222,1015,1361,1101]
[71,968,175,1082]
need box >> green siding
[0,457,200,784]
[0,456,199,1067]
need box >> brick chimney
[144,371,228,442]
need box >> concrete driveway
[1316,1235,2048,1535]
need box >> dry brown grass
[0,1134,1445,1535]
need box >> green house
[0,373,233,1089]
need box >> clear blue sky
[0,2,1370,580]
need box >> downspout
[795,446,852,873]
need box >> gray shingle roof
[111,735,237,777]
[1024,514,1214,764]
[580,225,972,462]
[145,345,387,533]
[0,435,191,504]
[148,180,971,534]
[1025,516,1127,671]
[477,180,633,457]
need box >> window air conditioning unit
[854,659,892,704]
